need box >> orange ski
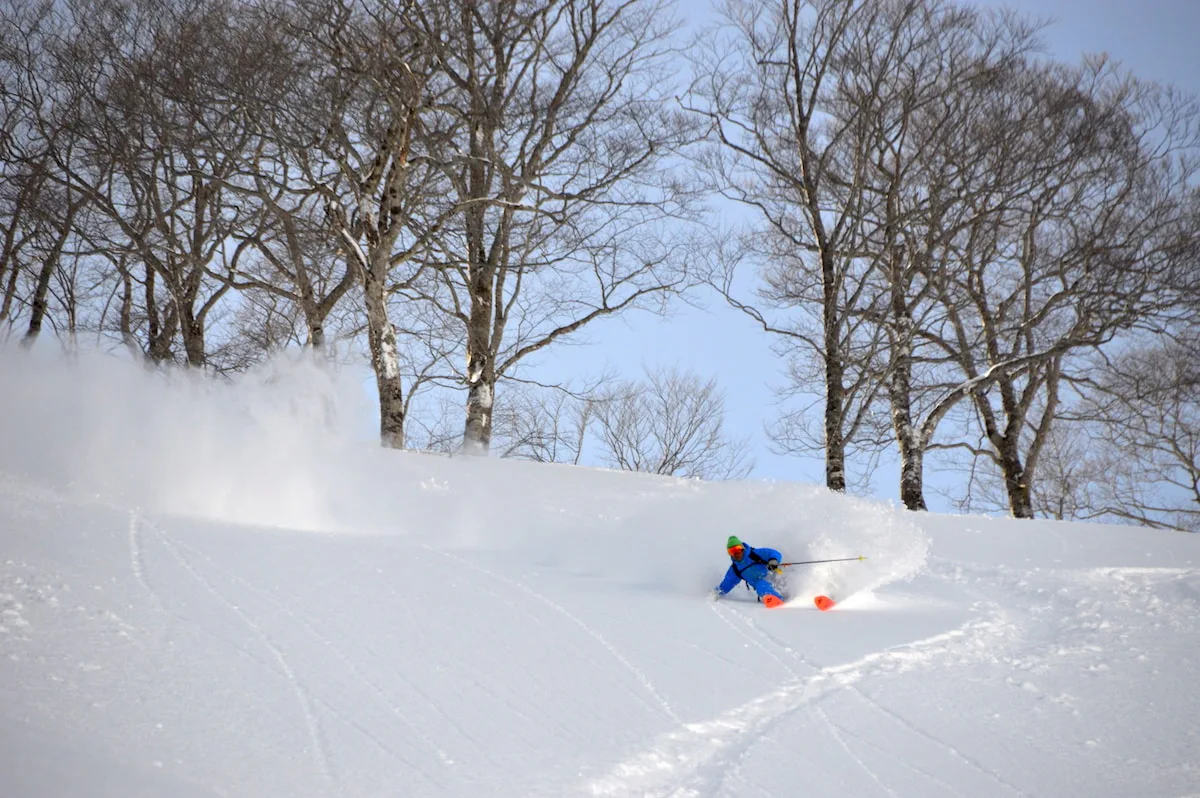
[813,595,836,611]
[763,594,784,608]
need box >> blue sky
[548,0,1200,506]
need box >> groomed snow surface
[1,350,1198,798]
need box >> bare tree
[20,167,89,346]
[401,0,695,455]
[217,173,357,356]
[269,0,462,448]
[28,0,273,367]
[198,3,363,358]
[687,0,907,493]
[490,382,595,465]
[0,0,83,342]
[838,1,1041,510]
[1055,341,1200,532]
[592,366,753,480]
[690,0,1199,516]
[0,0,38,332]
[924,58,1200,518]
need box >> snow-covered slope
[1,351,1198,798]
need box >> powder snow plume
[0,348,377,532]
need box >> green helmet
[726,535,742,549]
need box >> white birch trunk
[362,258,405,449]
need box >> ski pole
[779,555,866,567]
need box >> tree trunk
[21,207,76,347]
[820,247,847,492]
[0,178,36,326]
[179,311,206,368]
[299,287,325,351]
[891,351,928,511]
[887,245,927,510]
[0,255,19,324]
[295,270,325,351]
[997,435,1034,518]
[145,267,177,365]
[461,91,495,455]
[308,321,325,351]
[21,253,58,347]
[118,267,140,356]
[898,440,927,511]
[362,263,405,449]
[148,303,178,364]
[462,275,495,455]
[823,355,847,492]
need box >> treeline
[1,0,1197,529]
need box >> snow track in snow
[142,521,461,792]
[589,594,1022,798]
[144,520,341,794]
[434,545,682,724]
[126,511,149,596]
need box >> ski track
[822,718,964,796]
[176,535,463,770]
[127,510,153,598]
[851,686,1027,797]
[428,545,681,724]
[739,602,1027,798]
[143,523,455,790]
[702,603,816,794]
[718,599,1024,796]
[119,511,631,793]
[433,573,647,743]
[140,520,341,794]
[595,670,842,798]
[589,588,1025,798]
[823,714,900,798]
[388,589,506,764]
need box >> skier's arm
[759,547,783,570]
[716,565,740,595]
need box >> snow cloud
[0,348,375,531]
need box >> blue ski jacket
[717,543,783,595]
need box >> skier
[712,535,786,608]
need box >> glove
[767,559,780,572]
[710,588,723,601]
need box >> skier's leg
[749,577,784,607]
[749,577,782,600]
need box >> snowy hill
[1,351,1198,798]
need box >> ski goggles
[727,545,745,558]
